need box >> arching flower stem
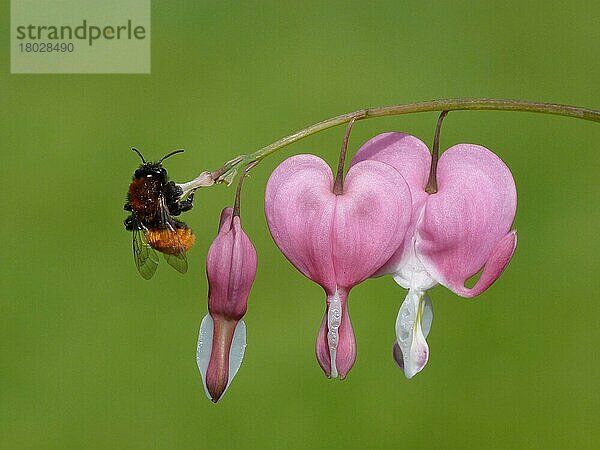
[180,98,600,193]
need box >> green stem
[333,116,361,195]
[231,161,259,221]
[205,98,600,184]
[425,111,449,194]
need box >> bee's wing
[132,226,159,279]
[162,251,188,274]
[162,222,188,274]
[158,196,188,274]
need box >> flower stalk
[333,116,361,195]
[424,110,448,194]
[185,98,600,188]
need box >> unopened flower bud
[197,207,257,402]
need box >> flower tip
[196,314,247,403]
[392,341,404,370]
[336,358,355,380]
[393,291,432,379]
[392,342,426,379]
[315,292,356,379]
[207,372,228,403]
[446,229,518,298]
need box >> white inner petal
[196,314,214,399]
[327,289,342,379]
[196,314,247,400]
[421,293,433,338]
[392,239,437,292]
[394,289,432,379]
[228,319,247,390]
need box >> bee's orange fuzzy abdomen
[145,228,195,255]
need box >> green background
[1,1,599,449]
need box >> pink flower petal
[333,159,413,289]
[416,144,517,297]
[351,132,431,275]
[264,155,337,293]
[448,230,517,297]
[206,207,258,319]
[351,132,431,201]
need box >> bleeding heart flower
[196,207,257,402]
[351,132,517,379]
[265,153,412,378]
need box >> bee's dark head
[131,148,184,180]
[134,163,167,179]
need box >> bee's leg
[124,202,132,211]
[179,191,195,212]
[171,192,195,216]
[124,215,135,230]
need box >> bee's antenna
[132,147,146,163]
[159,149,185,163]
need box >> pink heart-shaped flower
[351,132,517,378]
[265,154,412,377]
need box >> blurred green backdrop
[1,1,599,449]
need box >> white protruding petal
[196,314,214,399]
[421,293,433,338]
[196,314,214,400]
[196,314,247,400]
[393,290,432,379]
[228,319,247,392]
[327,290,342,379]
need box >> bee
[124,148,196,279]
